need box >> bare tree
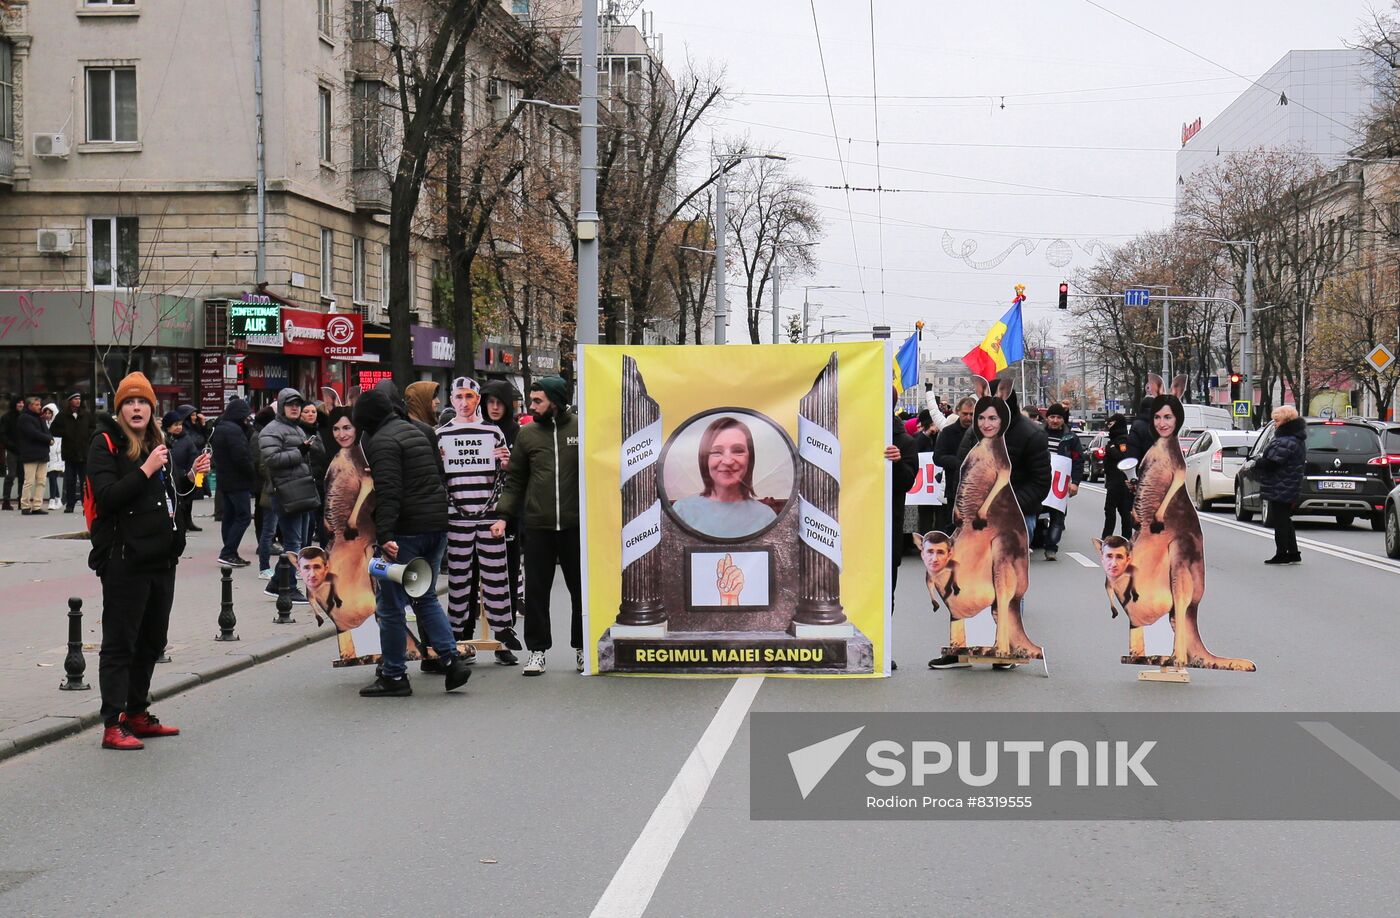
[660,208,715,344]
[725,155,822,343]
[595,62,727,344]
[1312,248,1400,417]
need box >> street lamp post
[1213,239,1258,412]
[772,242,819,344]
[802,284,837,342]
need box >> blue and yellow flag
[894,332,920,392]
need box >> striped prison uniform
[438,418,513,640]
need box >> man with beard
[490,376,581,676]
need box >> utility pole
[576,0,600,346]
[714,164,728,345]
[772,264,780,344]
[1242,243,1256,426]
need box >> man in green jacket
[490,376,582,676]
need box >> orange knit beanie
[114,372,157,409]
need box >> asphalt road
[1,487,1397,917]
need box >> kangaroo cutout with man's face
[914,376,1042,661]
[1093,374,1255,672]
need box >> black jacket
[481,380,520,447]
[1125,398,1155,464]
[210,399,256,493]
[890,414,918,518]
[51,408,97,464]
[87,414,186,573]
[16,408,52,463]
[1254,417,1307,503]
[1045,424,1085,489]
[169,428,204,482]
[933,420,970,506]
[0,408,18,452]
[1104,419,1132,489]
[957,398,1051,514]
[354,389,449,544]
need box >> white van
[1178,403,1235,455]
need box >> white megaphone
[368,555,434,598]
[1117,457,1139,482]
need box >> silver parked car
[1184,429,1258,511]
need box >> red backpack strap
[102,432,115,453]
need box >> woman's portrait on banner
[660,409,796,542]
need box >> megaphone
[1117,457,1139,482]
[368,555,434,598]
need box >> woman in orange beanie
[88,372,210,750]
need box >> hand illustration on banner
[716,553,746,606]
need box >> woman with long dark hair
[88,373,209,750]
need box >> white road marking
[1079,484,1400,575]
[1066,551,1098,568]
[591,676,765,918]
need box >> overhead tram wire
[808,0,871,324]
[868,0,887,322]
[1082,0,1360,136]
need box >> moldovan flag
[893,331,920,392]
[961,293,1025,380]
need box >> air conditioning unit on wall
[37,228,75,255]
[32,133,70,158]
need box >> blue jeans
[1043,508,1066,553]
[375,531,456,679]
[220,490,253,558]
[257,495,311,570]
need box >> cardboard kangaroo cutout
[914,376,1043,666]
[1094,374,1255,676]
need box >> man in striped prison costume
[438,376,520,666]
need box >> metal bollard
[60,597,91,691]
[215,565,239,641]
[272,554,296,624]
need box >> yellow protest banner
[580,342,891,677]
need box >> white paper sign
[441,432,496,475]
[798,496,842,567]
[621,500,662,570]
[798,414,842,483]
[621,417,663,486]
[905,451,946,506]
[1043,453,1074,512]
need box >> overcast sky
[641,0,1376,358]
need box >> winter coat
[0,407,19,452]
[258,388,321,515]
[1104,419,1132,490]
[16,407,53,463]
[1253,417,1307,503]
[353,389,449,544]
[86,414,187,573]
[301,419,330,485]
[956,393,1051,515]
[1045,424,1085,491]
[51,407,96,464]
[169,428,204,483]
[1125,398,1155,464]
[480,380,520,447]
[497,406,580,531]
[44,404,65,471]
[890,414,919,525]
[210,398,257,493]
[933,420,970,507]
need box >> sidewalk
[0,501,339,760]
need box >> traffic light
[1058,282,1069,310]
[1229,371,1243,400]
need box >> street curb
[0,582,447,764]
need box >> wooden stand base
[1138,667,1190,683]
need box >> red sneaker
[121,712,181,738]
[101,724,145,750]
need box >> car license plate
[1317,480,1356,490]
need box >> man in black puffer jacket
[352,388,470,697]
[1251,406,1307,565]
[211,397,256,566]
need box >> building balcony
[0,138,14,186]
[351,39,393,79]
[352,165,392,214]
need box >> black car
[1083,431,1108,482]
[1235,418,1392,530]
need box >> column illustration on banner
[615,356,667,637]
[1094,374,1255,683]
[590,345,884,676]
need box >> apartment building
[0,0,573,408]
